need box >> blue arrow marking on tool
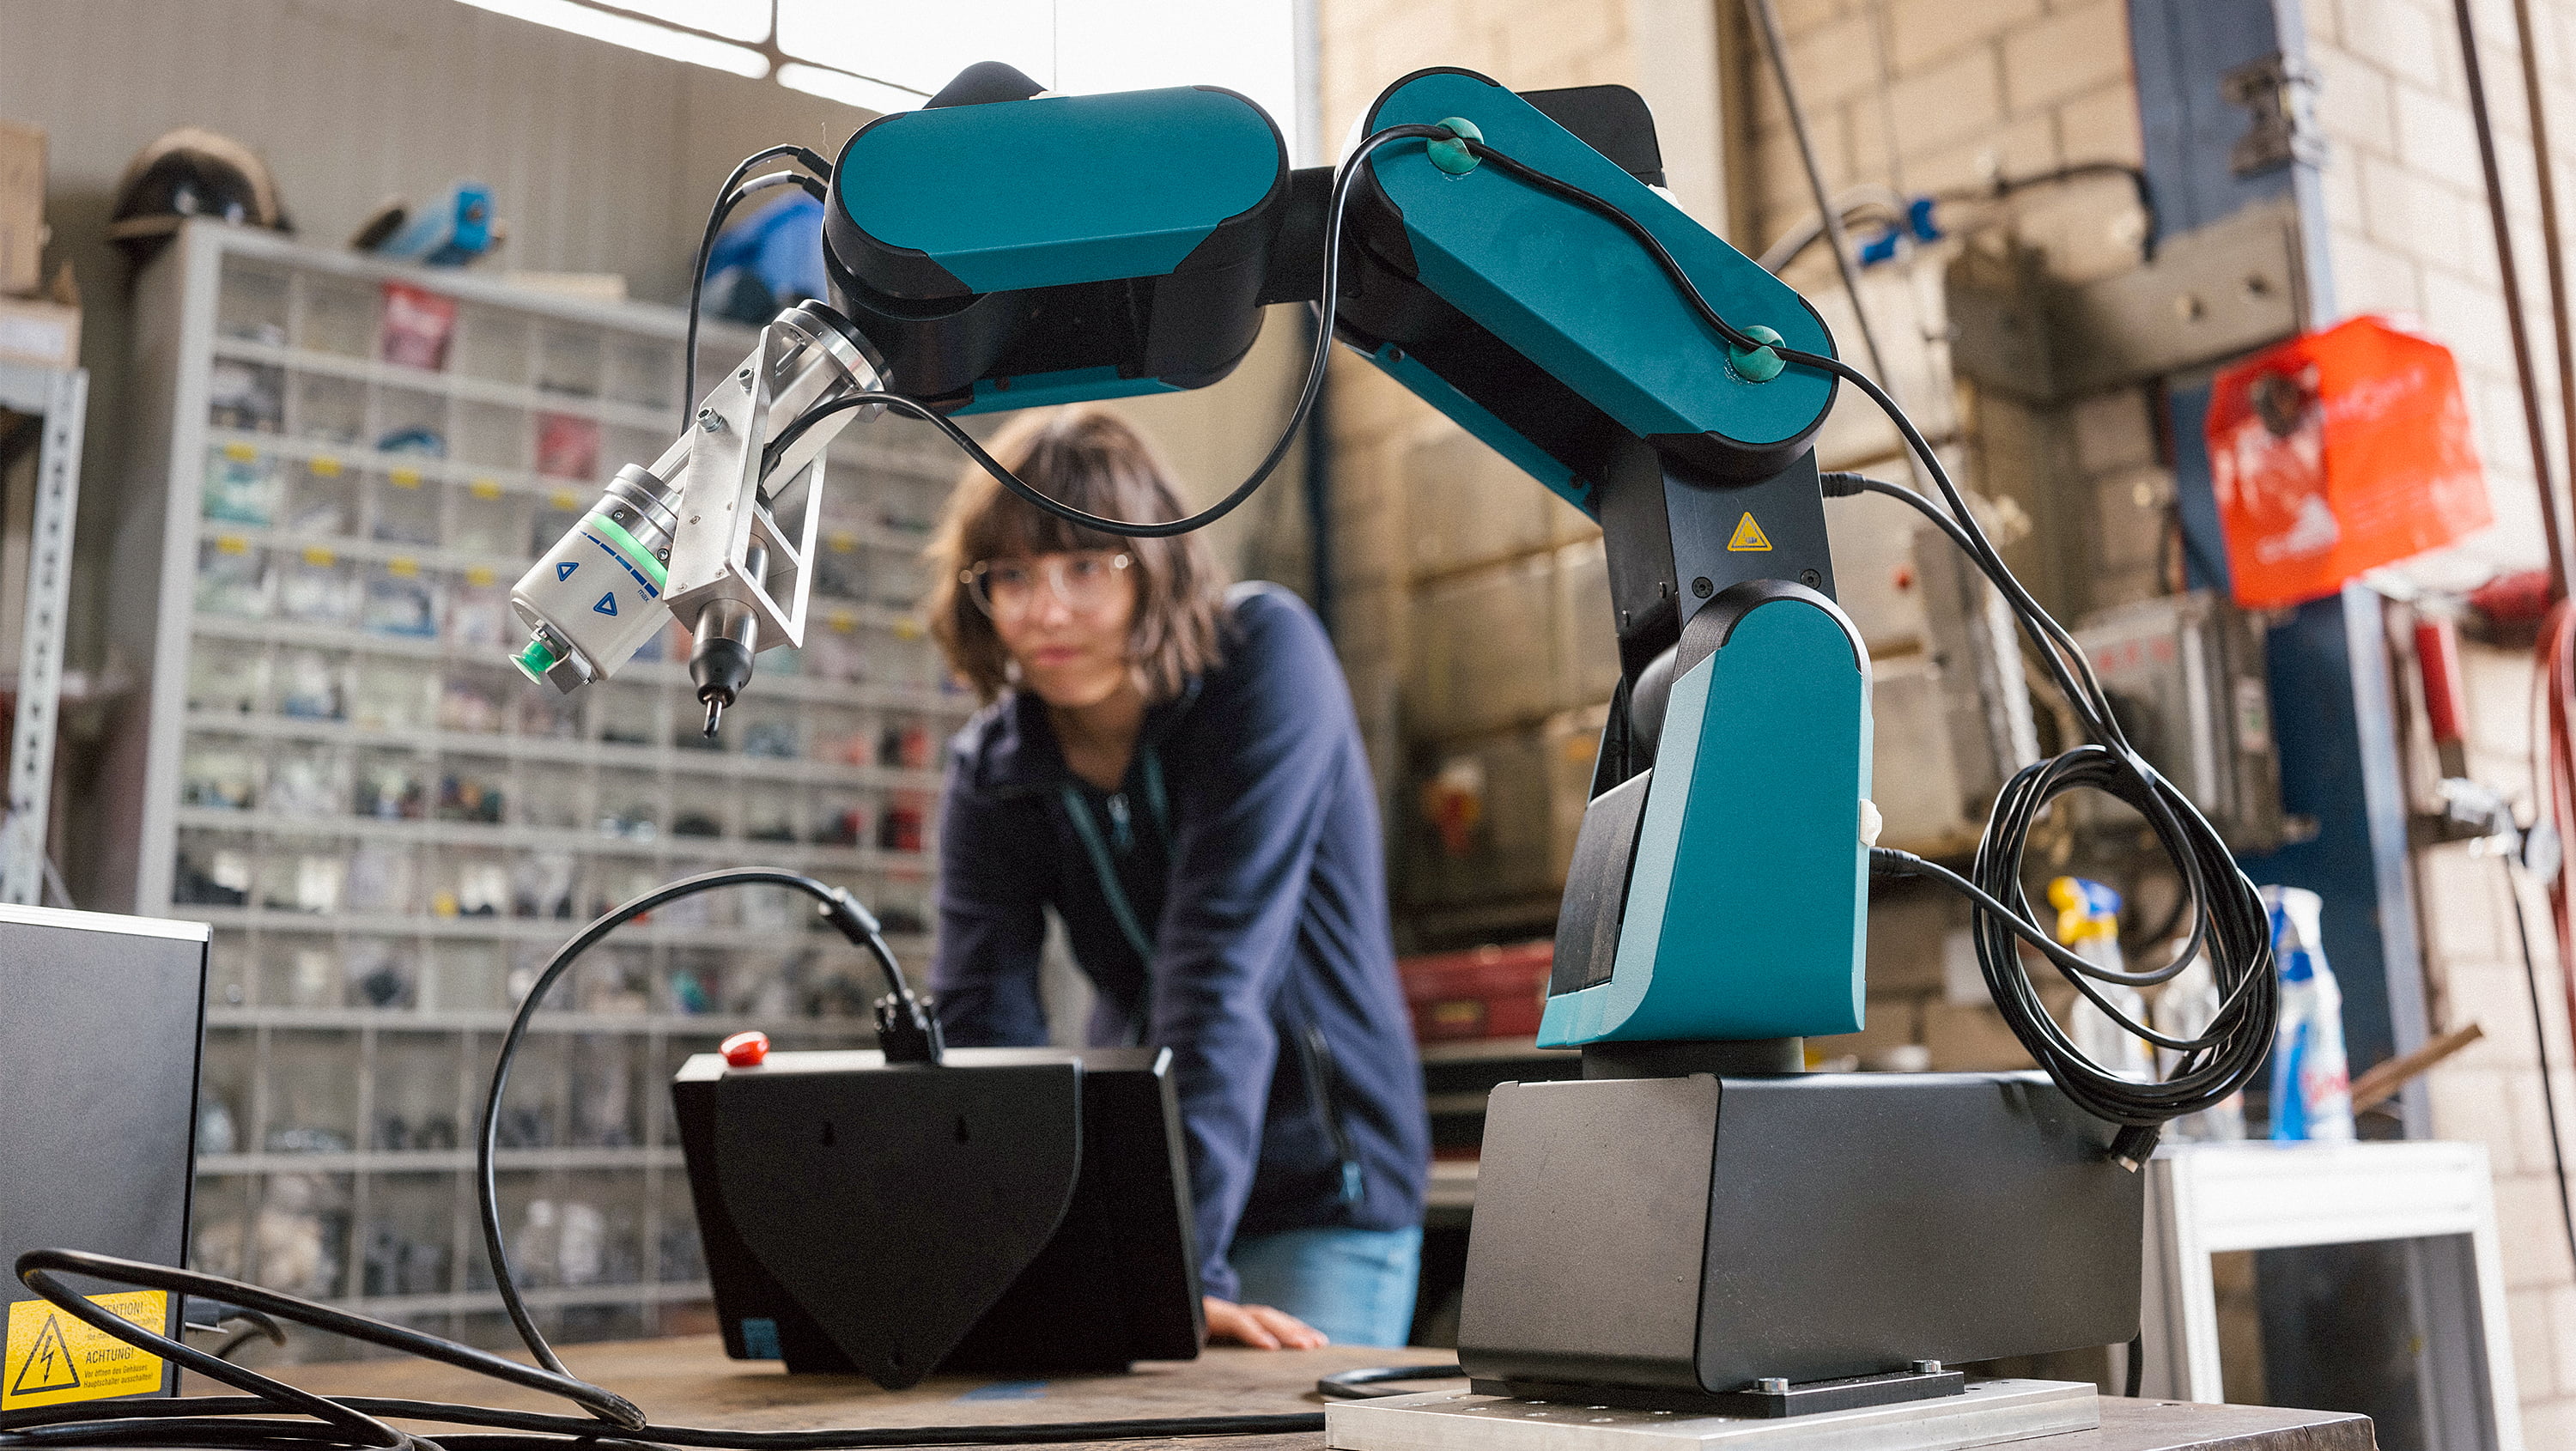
[557,562,579,581]
[593,592,618,617]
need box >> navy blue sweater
[930,584,1429,1301]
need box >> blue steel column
[2130,0,2432,1126]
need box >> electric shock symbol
[9,1318,77,1395]
[556,562,580,581]
[593,593,619,617]
[1727,513,1772,551]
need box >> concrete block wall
[1314,0,2147,944]
[2301,0,2556,591]
[1740,0,2149,284]
[1315,0,1706,944]
[2300,0,2576,1434]
[1317,0,2576,1420]
[1739,0,2167,1063]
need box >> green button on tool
[513,634,561,683]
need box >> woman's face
[982,550,1139,709]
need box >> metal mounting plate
[1325,1380,2096,1451]
[1946,199,2305,402]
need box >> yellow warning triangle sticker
[5,1290,165,1410]
[1727,513,1772,551]
[9,1317,78,1396]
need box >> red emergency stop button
[721,1030,769,1067]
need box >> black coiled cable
[1824,464,2277,1163]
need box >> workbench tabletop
[196,1338,2372,1450]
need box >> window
[447,0,1304,147]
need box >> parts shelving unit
[109,223,975,1354]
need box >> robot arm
[511,65,1836,715]
[505,59,2278,1399]
[511,63,1871,1045]
[511,61,2269,1106]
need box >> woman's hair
[923,405,1229,704]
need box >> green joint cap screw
[1730,324,1786,383]
[513,633,561,683]
[1428,117,1484,176]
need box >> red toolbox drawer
[1399,940,1552,1042]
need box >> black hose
[759,122,1454,540]
[2504,858,2576,1287]
[477,869,921,1393]
[682,145,834,434]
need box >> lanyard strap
[1061,781,1157,962]
[1139,742,1170,840]
[1060,746,1359,1204]
[1060,743,1168,963]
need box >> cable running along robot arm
[508,58,2276,1400]
[512,61,1882,1029]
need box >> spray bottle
[2153,944,2246,1142]
[2050,876,2155,1082]
[2264,885,2356,1142]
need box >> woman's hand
[1204,1296,1327,1350]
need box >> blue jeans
[1229,1224,1422,1348]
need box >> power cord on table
[477,869,939,1385]
[181,1301,289,1364]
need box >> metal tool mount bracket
[662,304,884,651]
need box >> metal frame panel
[2137,1142,2520,1449]
[0,361,84,904]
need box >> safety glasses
[962,551,1133,620]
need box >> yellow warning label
[4,1291,167,1410]
[389,467,422,489]
[470,478,503,500]
[1727,513,1772,551]
[310,457,343,478]
[222,442,258,463]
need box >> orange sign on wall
[2204,314,2492,609]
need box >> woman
[924,405,1430,1350]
